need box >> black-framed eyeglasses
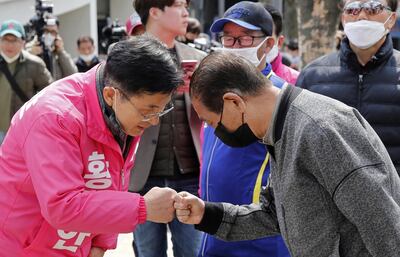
[219,35,266,47]
[343,1,392,16]
[115,88,174,122]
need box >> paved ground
[104,232,174,257]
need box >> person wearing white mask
[0,19,52,145]
[75,36,100,73]
[28,16,77,80]
[198,2,291,257]
[297,0,400,174]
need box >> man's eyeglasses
[115,88,174,122]
[343,1,392,16]
[219,35,266,47]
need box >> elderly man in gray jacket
[174,51,400,257]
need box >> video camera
[186,36,222,54]
[100,19,128,53]
[25,0,54,42]
[25,0,54,72]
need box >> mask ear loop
[381,12,393,35]
[258,37,269,62]
[113,87,128,135]
[112,88,126,132]
[112,88,118,114]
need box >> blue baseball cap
[210,1,273,36]
[0,19,26,39]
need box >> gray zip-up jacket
[197,85,400,257]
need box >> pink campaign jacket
[271,52,299,85]
[0,65,146,257]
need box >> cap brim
[0,29,22,38]
[128,24,143,35]
[210,18,261,33]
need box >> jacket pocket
[23,220,92,257]
[23,219,50,253]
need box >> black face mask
[214,111,259,148]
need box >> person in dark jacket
[75,36,100,73]
[296,0,400,173]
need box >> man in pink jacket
[0,36,183,257]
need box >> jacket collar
[0,50,26,64]
[77,56,100,66]
[82,64,124,154]
[340,35,393,72]
[19,50,29,63]
[174,41,184,62]
[261,62,273,77]
[270,52,283,72]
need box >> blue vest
[199,64,290,257]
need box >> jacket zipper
[358,74,364,110]
[120,169,125,189]
[200,136,218,256]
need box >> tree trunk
[282,0,297,41]
[295,0,341,67]
[258,0,298,44]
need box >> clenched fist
[144,187,177,223]
[174,191,205,225]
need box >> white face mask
[344,14,392,49]
[265,44,279,63]
[220,37,268,67]
[80,53,96,63]
[43,33,56,49]
[1,51,20,64]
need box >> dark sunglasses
[343,1,392,16]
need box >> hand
[179,61,197,92]
[88,247,105,257]
[30,42,43,56]
[144,187,177,223]
[54,36,64,53]
[183,70,193,90]
[174,191,205,224]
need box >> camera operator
[27,17,77,80]
[102,19,129,55]
[177,17,222,53]
[0,19,52,145]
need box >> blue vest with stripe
[199,63,290,257]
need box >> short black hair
[340,0,397,11]
[105,35,183,96]
[187,17,201,34]
[77,36,94,47]
[190,52,269,113]
[134,0,191,26]
[264,4,283,36]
